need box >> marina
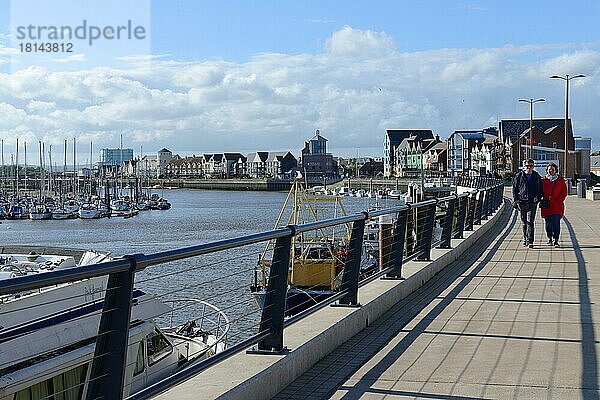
[0,248,228,399]
[0,177,505,399]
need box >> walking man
[512,159,543,248]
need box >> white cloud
[52,53,87,63]
[0,26,599,158]
[325,26,395,58]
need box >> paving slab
[274,196,600,399]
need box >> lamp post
[550,74,585,181]
[518,98,545,160]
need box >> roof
[265,151,294,162]
[385,129,434,146]
[310,129,328,142]
[223,152,245,161]
[429,142,447,151]
[483,134,498,144]
[500,119,572,143]
[456,131,484,140]
[247,151,269,163]
[167,156,202,165]
[158,148,171,153]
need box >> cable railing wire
[2,180,504,400]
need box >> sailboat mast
[24,141,28,197]
[89,141,93,196]
[41,142,48,196]
[1,139,4,197]
[48,144,53,195]
[1,139,4,196]
[38,141,43,199]
[72,137,76,195]
[15,138,19,199]
[63,139,67,203]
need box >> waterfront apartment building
[246,151,297,178]
[498,118,573,175]
[383,129,434,177]
[423,142,447,174]
[122,148,173,178]
[447,128,498,175]
[98,147,134,177]
[157,148,174,177]
[591,155,600,176]
[300,130,338,182]
[164,151,296,179]
[99,148,134,166]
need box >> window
[134,341,145,375]
[146,329,173,366]
[13,363,88,400]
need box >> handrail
[0,178,505,400]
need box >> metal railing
[0,179,504,400]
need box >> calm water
[1,189,399,341]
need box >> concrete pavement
[274,195,600,399]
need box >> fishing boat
[251,176,377,316]
[0,248,229,399]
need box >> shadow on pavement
[565,217,599,399]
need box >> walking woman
[541,162,568,247]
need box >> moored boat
[0,248,229,398]
[251,176,377,316]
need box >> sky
[0,0,599,164]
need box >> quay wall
[156,179,292,191]
[152,177,421,191]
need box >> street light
[550,74,585,181]
[518,98,545,160]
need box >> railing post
[474,190,483,225]
[406,206,415,256]
[487,187,494,217]
[453,195,467,239]
[383,208,408,279]
[253,232,292,353]
[86,255,138,400]
[438,196,456,249]
[416,202,436,261]
[335,217,366,307]
[465,192,476,231]
[481,188,490,220]
[496,184,503,210]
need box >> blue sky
[0,0,599,160]
[150,0,599,62]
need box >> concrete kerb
[157,199,509,400]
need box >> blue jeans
[544,214,562,241]
[519,202,537,244]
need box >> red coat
[541,176,567,217]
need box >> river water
[2,189,401,342]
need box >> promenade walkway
[274,195,600,399]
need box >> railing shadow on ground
[0,178,504,400]
[294,203,517,400]
[565,217,599,400]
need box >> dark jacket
[512,170,543,204]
